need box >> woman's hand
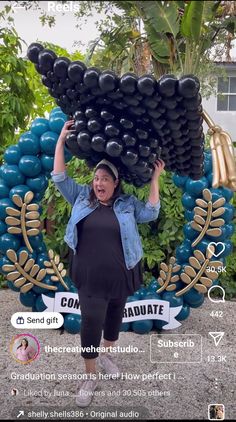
[58,120,74,144]
[151,159,165,181]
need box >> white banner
[42,293,182,330]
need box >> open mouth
[97,188,105,195]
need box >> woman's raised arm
[53,120,74,174]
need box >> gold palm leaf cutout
[191,188,225,248]
[44,249,69,290]
[5,191,40,253]
[156,256,181,293]
[176,245,222,296]
[2,249,69,293]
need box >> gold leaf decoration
[156,256,180,293]
[5,191,40,253]
[4,249,57,293]
[44,249,69,290]
[191,188,225,247]
[176,247,222,297]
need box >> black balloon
[77,131,92,151]
[137,75,156,96]
[68,60,86,83]
[122,133,136,147]
[99,70,118,92]
[158,75,177,97]
[53,57,71,79]
[105,139,123,157]
[105,123,120,137]
[87,118,102,133]
[38,49,57,73]
[178,75,200,98]
[120,118,133,129]
[91,134,106,152]
[121,149,138,166]
[83,67,100,88]
[119,73,137,94]
[27,43,44,64]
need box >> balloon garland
[0,42,235,334]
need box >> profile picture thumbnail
[10,333,40,364]
[208,404,225,420]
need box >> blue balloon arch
[0,107,234,334]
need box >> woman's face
[93,169,118,203]
[21,339,27,347]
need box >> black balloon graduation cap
[27,42,205,187]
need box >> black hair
[17,337,29,349]
[89,164,123,207]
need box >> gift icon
[16,316,24,325]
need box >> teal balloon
[132,319,153,334]
[184,209,194,221]
[148,280,158,292]
[18,131,40,155]
[9,185,31,200]
[7,280,20,292]
[177,303,190,321]
[176,240,192,263]
[49,114,67,134]
[49,107,62,116]
[206,172,213,185]
[220,186,233,202]
[204,156,212,174]
[20,291,37,307]
[136,286,147,299]
[209,188,224,202]
[184,289,204,307]
[162,291,183,307]
[196,239,210,254]
[35,295,47,311]
[0,179,10,199]
[0,233,21,254]
[181,192,196,210]
[64,314,81,334]
[153,319,166,330]
[49,108,67,119]
[222,203,234,223]
[0,220,7,235]
[0,255,12,274]
[1,164,25,187]
[185,177,208,197]
[172,174,187,188]
[213,225,228,242]
[29,233,43,249]
[40,131,58,155]
[19,155,42,177]
[144,291,162,300]
[35,243,47,254]
[220,240,233,257]
[65,148,73,163]
[120,322,130,332]
[34,191,45,201]
[36,253,49,268]
[183,222,198,240]
[31,118,50,136]
[41,154,54,172]
[0,198,14,220]
[3,145,22,164]
[26,174,48,192]
[226,223,235,238]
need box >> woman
[15,338,36,363]
[52,120,165,407]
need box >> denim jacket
[51,171,160,270]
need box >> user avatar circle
[10,333,40,364]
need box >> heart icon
[207,242,226,257]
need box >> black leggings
[79,294,128,359]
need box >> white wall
[202,68,236,142]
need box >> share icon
[209,332,225,347]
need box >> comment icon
[208,286,225,303]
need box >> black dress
[70,202,143,299]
